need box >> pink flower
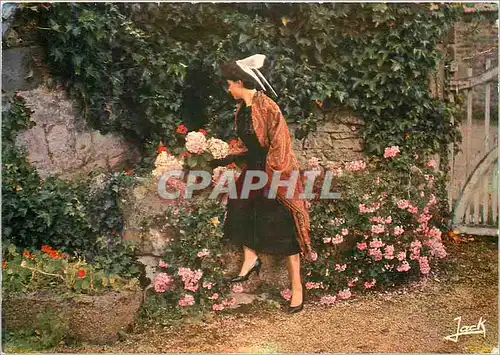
[310,251,318,261]
[208,293,219,300]
[280,289,292,301]
[385,216,392,224]
[397,200,409,209]
[427,227,442,239]
[154,272,174,293]
[344,160,366,172]
[426,160,437,169]
[178,267,203,292]
[197,249,210,258]
[407,205,419,214]
[212,303,224,311]
[178,294,195,307]
[341,228,349,236]
[202,281,213,289]
[419,256,431,275]
[331,167,343,177]
[393,226,404,236]
[348,277,358,287]
[424,174,435,183]
[371,224,385,234]
[364,279,376,289]
[232,284,244,293]
[323,237,332,244]
[320,295,337,305]
[331,234,344,245]
[397,251,407,261]
[338,289,352,300]
[383,146,400,158]
[185,131,207,154]
[308,157,321,170]
[375,176,380,185]
[158,260,169,268]
[368,248,383,261]
[397,262,411,272]
[369,239,384,248]
[222,297,237,307]
[356,242,367,251]
[384,245,395,260]
[305,281,323,289]
[335,264,347,272]
[428,194,438,205]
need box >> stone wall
[2,46,139,180]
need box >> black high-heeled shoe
[288,302,304,314]
[230,258,262,283]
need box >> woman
[212,54,312,314]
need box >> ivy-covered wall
[13,3,461,159]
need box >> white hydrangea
[152,151,184,177]
[185,131,207,154]
[207,138,229,159]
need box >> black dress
[216,105,301,256]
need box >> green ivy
[18,3,461,156]
[1,94,140,278]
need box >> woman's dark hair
[220,61,260,90]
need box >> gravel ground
[57,237,498,353]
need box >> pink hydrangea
[323,237,332,244]
[337,289,352,300]
[383,146,400,158]
[232,284,244,293]
[154,272,174,293]
[178,294,195,307]
[385,216,392,224]
[280,289,292,301]
[407,205,419,214]
[427,227,442,239]
[320,295,337,305]
[158,260,169,268]
[208,293,219,300]
[310,251,318,261]
[185,131,207,154]
[341,228,349,236]
[371,224,385,234]
[397,262,411,272]
[397,251,407,261]
[202,281,213,289]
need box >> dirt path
[60,238,498,353]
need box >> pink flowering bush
[304,145,449,302]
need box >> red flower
[229,139,238,147]
[176,124,188,134]
[77,269,86,278]
[157,146,168,153]
[199,129,207,135]
[227,162,237,169]
[180,151,192,158]
[2,262,6,270]
[23,250,34,259]
[124,169,133,175]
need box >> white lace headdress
[235,54,277,97]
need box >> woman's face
[227,80,244,100]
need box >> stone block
[2,46,44,92]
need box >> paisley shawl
[228,91,312,258]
